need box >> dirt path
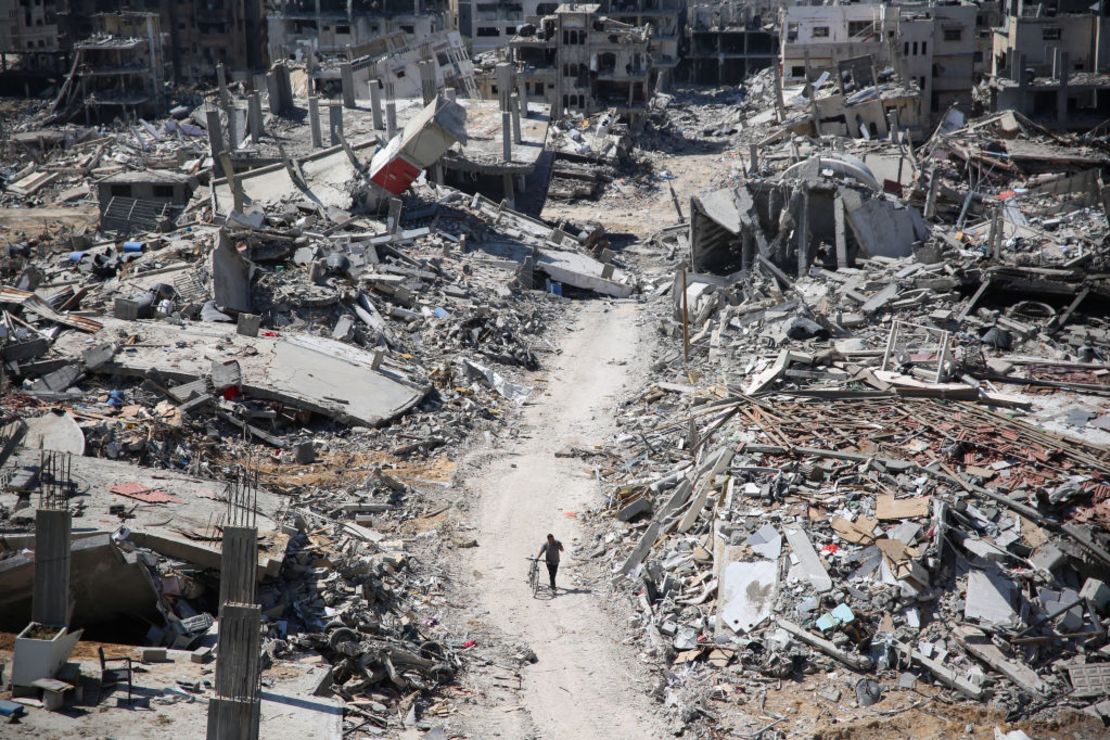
[464,299,662,739]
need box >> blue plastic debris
[0,699,26,718]
[816,603,856,631]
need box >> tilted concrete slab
[51,317,428,426]
[19,411,85,455]
[210,139,379,214]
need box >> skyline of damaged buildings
[3,0,1110,137]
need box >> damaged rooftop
[3,2,1110,739]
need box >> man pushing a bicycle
[537,533,564,592]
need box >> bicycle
[525,557,541,597]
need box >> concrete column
[219,527,258,607]
[741,230,755,272]
[772,58,786,121]
[277,63,292,109]
[510,93,522,143]
[308,96,322,148]
[340,61,356,108]
[502,111,512,161]
[211,603,262,738]
[517,75,528,113]
[217,62,230,107]
[496,62,512,111]
[502,172,515,208]
[226,106,240,151]
[386,100,397,139]
[205,108,226,177]
[32,509,72,627]
[748,143,758,174]
[207,698,260,740]
[834,193,848,267]
[796,187,810,275]
[248,92,262,141]
[387,197,403,233]
[266,71,282,114]
[369,78,384,129]
[1051,46,1060,80]
[219,152,244,212]
[419,60,437,105]
[1059,51,1070,127]
[328,102,343,145]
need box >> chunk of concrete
[1080,578,1110,612]
[964,568,1018,627]
[616,498,652,522]
[745,524,782,560]
[784,525,832,592]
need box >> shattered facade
[510,3,654,124]
[984,1,1110,129]
[454,0,549,54]
[685,0,777,86]
[781,2,979,123]
[267,0,449,64]
[63,12,171,121]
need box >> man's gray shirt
[540,541,562,565]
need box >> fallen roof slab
[52,317,429,426]
[1,447,285,579]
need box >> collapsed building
[7,1,1110,737]
[689,153,931,276]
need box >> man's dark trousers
[546,562,558,590]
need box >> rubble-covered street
[3,2,1110,739]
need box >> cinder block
[140,647,167,663]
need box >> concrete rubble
[578,68,1110,736]
[4,2,1110,738]
[0,40,637,736]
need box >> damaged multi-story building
[454,0,549,55]
[684,0,777,86]
[982,0,1110,129]
[0,0,264,85]
[604,0,682,88]
[0,0,72,90]
[267,0,449,63]
[56,11,171,121]
[510,3,654,124]
[781,2,979,123]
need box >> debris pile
[0,75,638,734]
[585,85,1110,734]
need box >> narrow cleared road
[466,299,662,739]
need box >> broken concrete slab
[1,447,283,582]
[20,412,84,455]
[965,568,1019,627]
[51,317,428,427]
[955,626,1051,697]
[784,525,833,592]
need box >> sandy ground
[542,150,734,240]
[456,299,665,739]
